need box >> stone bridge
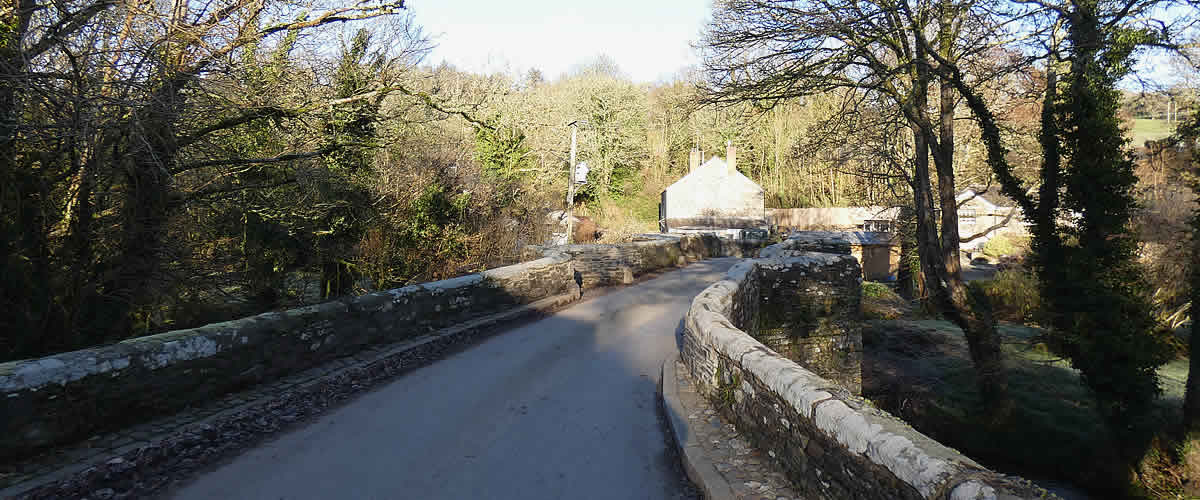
[1,233,1052,499]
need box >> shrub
[981,233,1031,260]
[977,270,1042,324]
[862,281,894,299]
[862,281,909,320]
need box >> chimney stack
[726,140,736,175]
[689,148,701,172]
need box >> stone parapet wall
[754,259,864,394]
[0,255,578,460]
[1,232,760,462]
[665,216,768,230]
[522,233,758,288]
[680,252,1053,500]
[758,232,854,258]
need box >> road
[170,258,739,500]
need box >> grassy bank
[861,318,1188,499]
[1130,118,1176,147]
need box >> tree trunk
[908,35,1012,416]
[936,77,1011,417]
[1034,65,1071,346]
[1185,215,1200,434]
[1183,113,1200,434]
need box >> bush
[977,270,1042,324]
[862,281,909,320]
[981,233,1031,259]
[862,281,894,299]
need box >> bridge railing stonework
[520,232,758,288]
[0,233,749,461]
[680,242,1055,500]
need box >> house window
[960,209,977,225]
[863,219,893,232]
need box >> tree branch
[173,146,340,174]
[960,208,1020,244]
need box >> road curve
[170,258,740,500]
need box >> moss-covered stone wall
[680,241,1053,499]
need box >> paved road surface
[171,258,740,500]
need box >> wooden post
[567,122,578,244]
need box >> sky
[406,1,714,84]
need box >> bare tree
[701,0,1019,414]
[0,0,411,357]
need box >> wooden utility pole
[567,121,579,244]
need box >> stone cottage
[659,143,767,233]
[955,187,1028,251]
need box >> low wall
[680,250,1051,499]
[521,233,757,288]
[1,255,582,460]
[739,257,864,394]
[1,232,756,461]
[768,207,900,230]
[664,216,768,231]
[761,231,902,282]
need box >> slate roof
[784,230,898,246]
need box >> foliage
[474,119,533,182]
[0,0,410,361]
[701,0,1015,412]
[936,0,1186,436]
[1048,6,1172,430]
[976,271,1043,324]
[590,197,657,244]
[393,184,472,279]
[1176,77,1200,436]
[862,282,909,320]
[565,74,650,198]
[864,319,1188,497]
[981,234,1031,260]
[862,281,894,300]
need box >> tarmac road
[170,258,740,500]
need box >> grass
[1129,118,1176,148]
[863,319,1189,498]
[861,281,894,299]
[588,197,657,243]
[584,180,665,243]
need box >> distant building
[776,231,901,282]
[766,187,1027,253]
[660,143,767,234]
[955,187,1028,251]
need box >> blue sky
[405,2,1188,89]
[407,1,714,83]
